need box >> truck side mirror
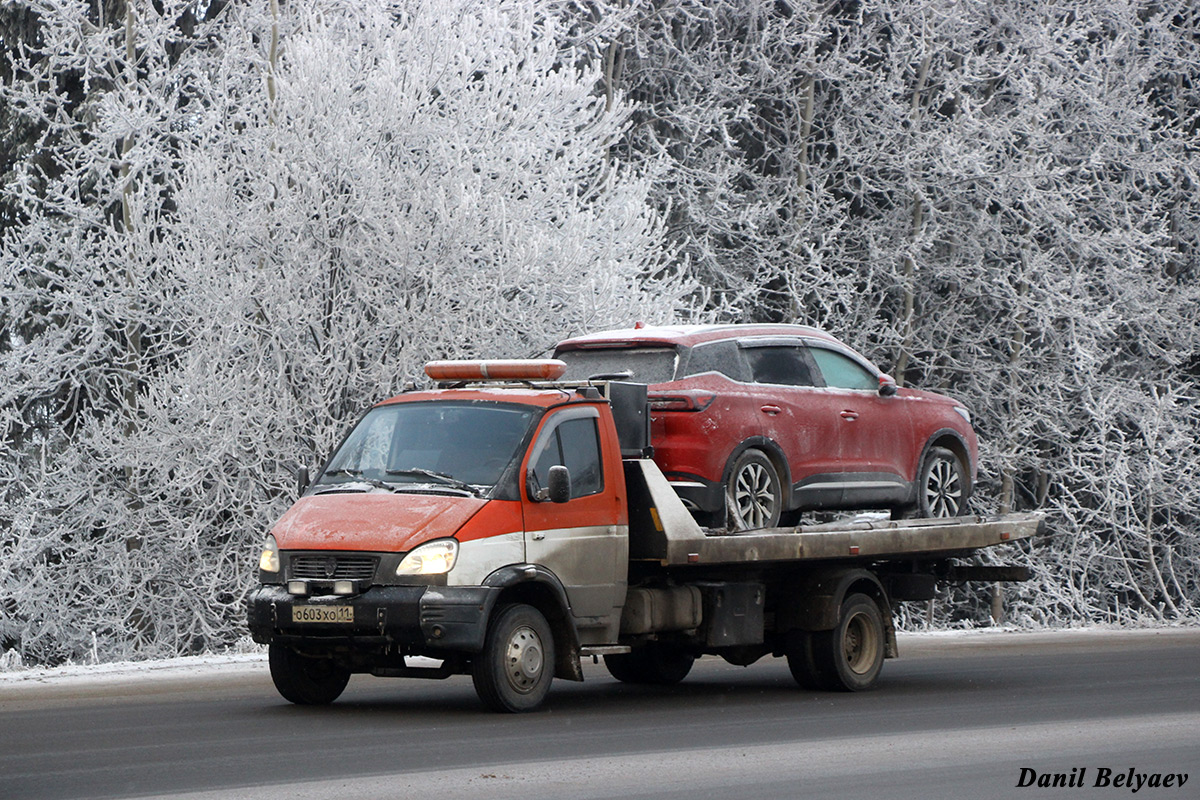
[296,466,310,497]
[547,465,571,504]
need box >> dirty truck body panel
[247,360,1041,712]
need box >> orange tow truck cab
[249,360,642,711]
[247,359,1042,712]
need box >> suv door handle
[840,410,859,421]
[761,405,782,416]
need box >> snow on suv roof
[554,323,841,350]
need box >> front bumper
[246,583,501,654]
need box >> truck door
[521,405,628,644]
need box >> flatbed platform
[626,459,1045,566]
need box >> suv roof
[555,323,842,351]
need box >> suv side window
[682,340,750,382]
[810,347,878,390]
[743,345,819,387]
[531,415,604,499]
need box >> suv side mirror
[547,465,572,504]
[296,466,310,497]
[878,375,898,397]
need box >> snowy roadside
[2,625,1196,693]
[0,650,268,695]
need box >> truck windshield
[554,346,678,383]
[317,401,538,494]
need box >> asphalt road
[2,629,1197,800]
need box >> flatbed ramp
[625,459,1045,566]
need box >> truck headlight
[259,534,280,573]
[396,539,458,576]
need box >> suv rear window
[555,347,678,383]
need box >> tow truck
[246,359,1042,712]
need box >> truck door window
[530,414,604,500]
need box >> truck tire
[725,448,782,531]
[784,631,823,690]
[604,643,695,685]
[789,593,884,692]
[472,603,555,713]
[268,644,351,705]
[918,447,968,518]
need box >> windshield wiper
[386,468,482,496]
[323,469,361,478]
[315,470,400,494]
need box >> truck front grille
[289,554,378,582]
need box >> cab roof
[375,386,596,410]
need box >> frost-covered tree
[1,0,237,662]
[0,0,694,664]
[811,0,1200,624]
[565,0,844,316]
[585,0,1200,624]
[3,0,1198,667]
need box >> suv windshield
[555,346,678,383]
[317,401,538,494]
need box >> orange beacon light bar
[424,359,569,382]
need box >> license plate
[292,605,354,624]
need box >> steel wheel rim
[843,611,881,675]
[504,624,545,694]
[732,462,776,529]
[925,458,963,517]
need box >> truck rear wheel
[268,644,351,705]
[604,643,695,685]
[784,631,823,690]
[472,603,555,713]
[788,593,884,692]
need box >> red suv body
[553,324,978,529]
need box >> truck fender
[482,564,584,682]
[776,568,898,659]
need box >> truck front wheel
[787,593,884,692]
[472,603,555,713]
[268,644,351,705]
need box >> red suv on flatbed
[554,324,978,529]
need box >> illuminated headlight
[953,406,972,424]
[259,534,280,573]
[396,539,458,576]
